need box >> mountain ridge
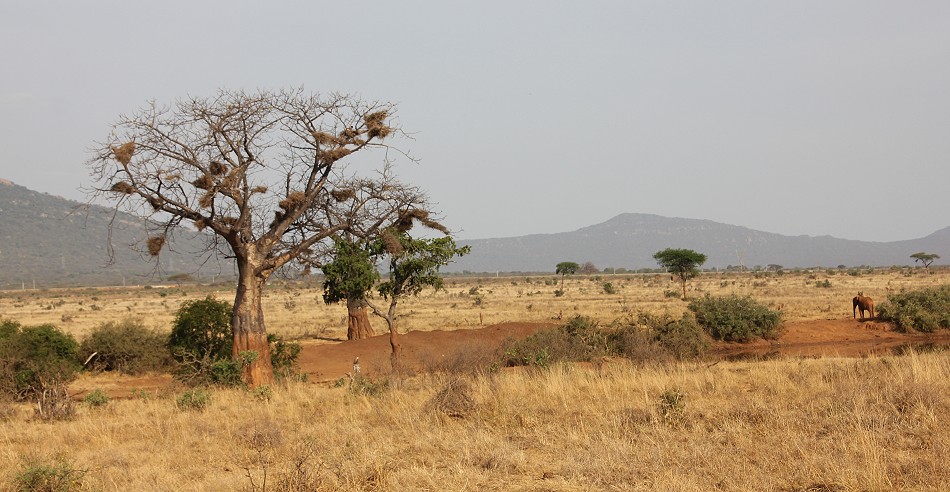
[1,180,946,285]
[447,212,948,273]
[0,179,227,289]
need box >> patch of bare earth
[70,319,950,397]
[710,317,950,359]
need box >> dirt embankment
[70,318,950,398]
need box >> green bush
[346,376,390,397]
[13,457,86,492]
[632,312,709,360]
[268,334,302,382]
[877,285,950,333]
[169,297,234,385]
[208,358,243,386]
[80,318,171,374]
[0,321,81,401]
[501,316,608,367]
[83,389,110,408]
[688,294,782,342]
[168,296,232,361]
[604,312,709,363]
[176,388,212,411]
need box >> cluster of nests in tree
[110,110,406,257]
[380,209,449,256]
[310,110,393,163]
[112,142,136,165]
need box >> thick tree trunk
[233,260,274,387]
[346,297,375,340]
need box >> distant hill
[2,180,946,286]
[448,213,950,273]
[0,179,229,289]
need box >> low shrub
[346,376,390,397]
[252,385,273,402]
[80,318,172,374]
[877,285,950,333]
[426,379,475,419]
[657,388,688,427]
[168,296,232,362]
[208,358,243,386]
[83,389,110,408]
[178,337,301,387]
[170,297,236,386]
[13,457,86,492]
[176,388,212,411]
[688,294,782,342]
[268,334,302,382]
[501,316,608,367]
[0,321,81,402]
[630,312,709,360]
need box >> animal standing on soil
[852,292,874,319]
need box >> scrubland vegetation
[1,268,949,490]
[1,267,946,342]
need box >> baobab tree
[87,88,434,386]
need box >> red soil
[70,318,950,398]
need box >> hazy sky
[2,1,948,242]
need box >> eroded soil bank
[70,318,950,398]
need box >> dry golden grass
[1,268,946,342]
[2,268,950,490]
[2,351,949,490]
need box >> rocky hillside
[0,179,228,289]
[448,213,949,273]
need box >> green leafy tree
[910,252,940,273]
[654,248,707,300]
[324,219,469,367]
[555,261,580,290]
[369,231,470,368]
[322,237,380,340]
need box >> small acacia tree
[555,261,580,290]
[910,252,940,273]
[654,248,707,300]
[323,221,469,367]
[88,88,433,386]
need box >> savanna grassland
[2,267,946,342]
[1,268,949,491]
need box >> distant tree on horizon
[555,261,580,292]
[654,248,707,300]
[910,252,940,273]
[579,261,599,275]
